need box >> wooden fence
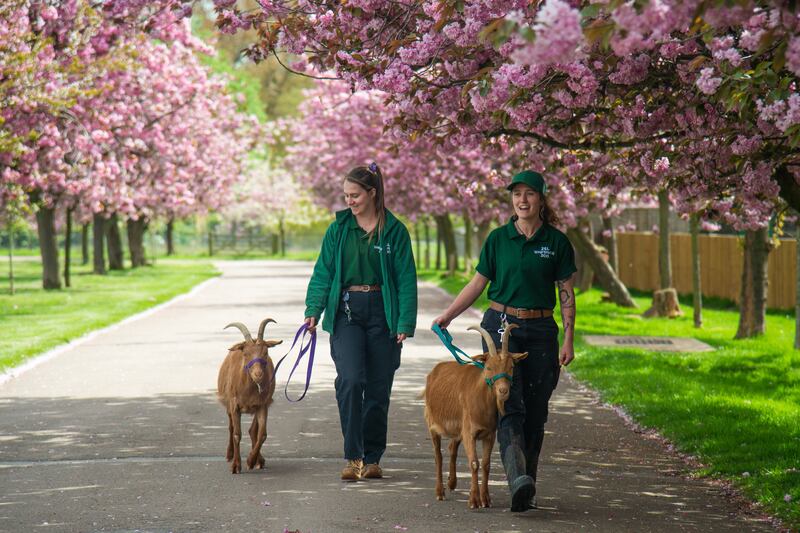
[616,232,796,310]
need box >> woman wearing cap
[432,170,576,511]
[304,163,418,481]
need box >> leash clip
[498,312,509,336]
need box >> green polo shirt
[476,218,576,310]
[341,217,383,287]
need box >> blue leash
[431,323,485,369]
[273,323,317,402]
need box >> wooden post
[796,220,800,349]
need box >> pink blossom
[512,0,584,67]
[696,67,723,95]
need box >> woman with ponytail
[432,170,576,512]
[304,162,418,481]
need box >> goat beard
[496,395,506,417]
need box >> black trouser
[330,290,401,464]
[480,308,560,482]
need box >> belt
[489,301,553,319]
[345,284,381,292]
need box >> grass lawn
[421,269,800,529]
[0,258,219,372]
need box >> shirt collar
[505,216,548,242]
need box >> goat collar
[485,372,512,387]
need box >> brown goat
[217,318,282,474]
[423,323,527,508]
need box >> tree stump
[643,288,683,318]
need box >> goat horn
[224,322,253,342]
[501,323,519,355]
[257,318,276,341]
[467,325,497,359]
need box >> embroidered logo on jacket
[534,246,555,258]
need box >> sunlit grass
[0,259,218,372]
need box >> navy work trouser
[480,308,560,481]
[330,290,401,464]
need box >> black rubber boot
[499,427,534,512]
[524,429,545,509]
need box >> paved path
[0,261,776,532]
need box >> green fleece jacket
[304,208,418,337]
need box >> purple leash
[272,323,317,402]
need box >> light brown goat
[217,318,282,474]
[423,323,527,508]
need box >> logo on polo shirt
[534,245,555,258]
[374,243,392,254]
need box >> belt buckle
[517,308,530,319]
[359,284,370,292]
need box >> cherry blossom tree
[215,0,792,333]
[1,0,255,286]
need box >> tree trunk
[414,221,421,263]
[643,288,682,318]
[690,213,702,328]
[279,218,286,256]
[231,220,238,250]
[64,207,72,288]
[424,219,431,270]
[92,213,106,275]
[106,213,124,270]
[208,225,215,256]
[81,223,89,265]
[7,224,14,295]
[658,189,673,289]
[796,218,800,349]
[435,221,442,270]
[476,220,491,250]
[735,227,771,339]
[577,219,594,292]
[566,226,637,308]
[36,206,61,289]
[127,218,147,267]
[434,214,457,276]
[602,216,617,274]
[166,218,175,256]
[463,212,473,273]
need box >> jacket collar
[335,208,398,232]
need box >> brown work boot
[341,459,363,481]
[362,463,383,479]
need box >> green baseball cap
[507,170,547,194]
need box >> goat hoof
[231,461,241,474]
[448,479,457,490]
[436,493,444,501]
[257,456,265,469]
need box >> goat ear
[511,351,528,362]
[471,352,489,363]
[264,339,283,347]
